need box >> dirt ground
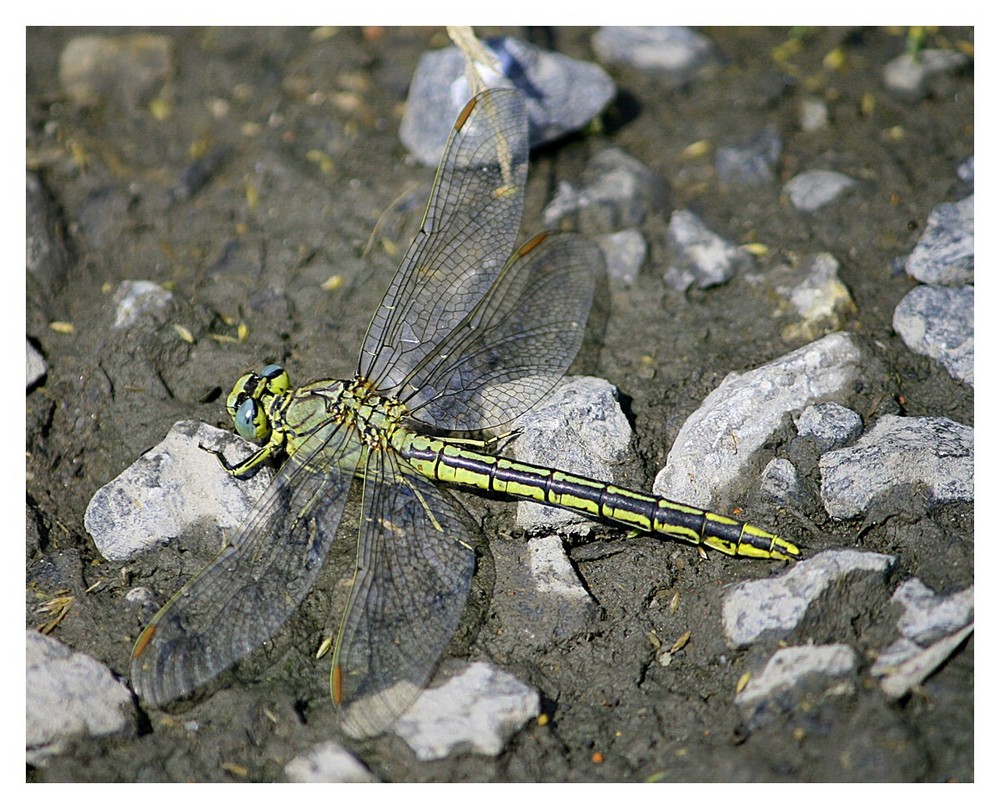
[26,27,973,782]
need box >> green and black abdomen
[397,431,800,561]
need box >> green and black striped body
[219,369,800,562]
[398,432,799,561]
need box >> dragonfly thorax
[229,367,411,456]
[338,374,409,452]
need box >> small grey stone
[799,98,829,132]
[26,630,138,766]
[284,741,377,783]
[956,155,974,185]
[595,229,647,285]
[891,579,974,646]
[400,36,615,166]
[528,535,591,601]
[662,209,753,291]
[795,402,864,452]
[716,126,782,186]
[543,147,669,233]
[59,33,173,109]
[112,280,174,329]
[883,49,970,102]
[490,534,600,652]
[722,549,895,648]
[655,332,866,510]
[735,643,857,722]
[772,252,857,341]
[592,26,719,84]
[873,622,974,699]
[27,340,47,389]
[490,530,601,653]
[391,661,539,760]
[85,420,273,561]
[27,172,71,295]
[904,195,974,286]
[872,637,925,676]
[784,170,857,212]
[819,415,973,520]
[760,458,804,505]
[893,284,973,385]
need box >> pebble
[890,578,974,645]
[893,284,973,386]
[528,535,593,602]
[794,402,864,452]
[799,97,829,132]
[715,126,782,186]
[721,549,896,648]
[734,643,857,725]
[27,340,47,389]
[771,252,857,341]
[591,26,719,84]
[874,623,974,700]
[26,630,138,766]
[390,661,539,760]
[661,209,753,291]
[59,33,173,109]
[783,170,858,212]
[27,172,71,296]
[400,36,615,166]
[883,49,970,103]
[543,147,670,234]
[904,195,974,286]
[759,458,805,505]
[112,280,174,330]
[284,741,377,783]
[595,229,647,286]
[818,415,973,520]
[956,155,974,186]
[654,332,866,510]
[509,377,636,533]
[85,419,273,561]
[491,534,600,651]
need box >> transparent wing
[331,446,480,739]
[359,88,529,392]
[130,422,361,707]
[396,231,600,432]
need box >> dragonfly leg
[201,440,278,480]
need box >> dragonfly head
[226,364,291,442]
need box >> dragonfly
[130,88,801,739]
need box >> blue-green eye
[235,398,261,441]
[261,364,291,395]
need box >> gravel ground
[26,26,973,782]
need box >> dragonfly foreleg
[201,440,278,480]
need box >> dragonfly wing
[332,448,480,739]
[399,231,601,431]
[360,89,529,392]
[130,423,360,708]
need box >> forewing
[331,448,479,739]
[400,232,601,431]
[359,88,529,392]
[130,423,360,708]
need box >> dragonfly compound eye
[227,372,259,417]
[261,364,291,395]
[234,397,268,442]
